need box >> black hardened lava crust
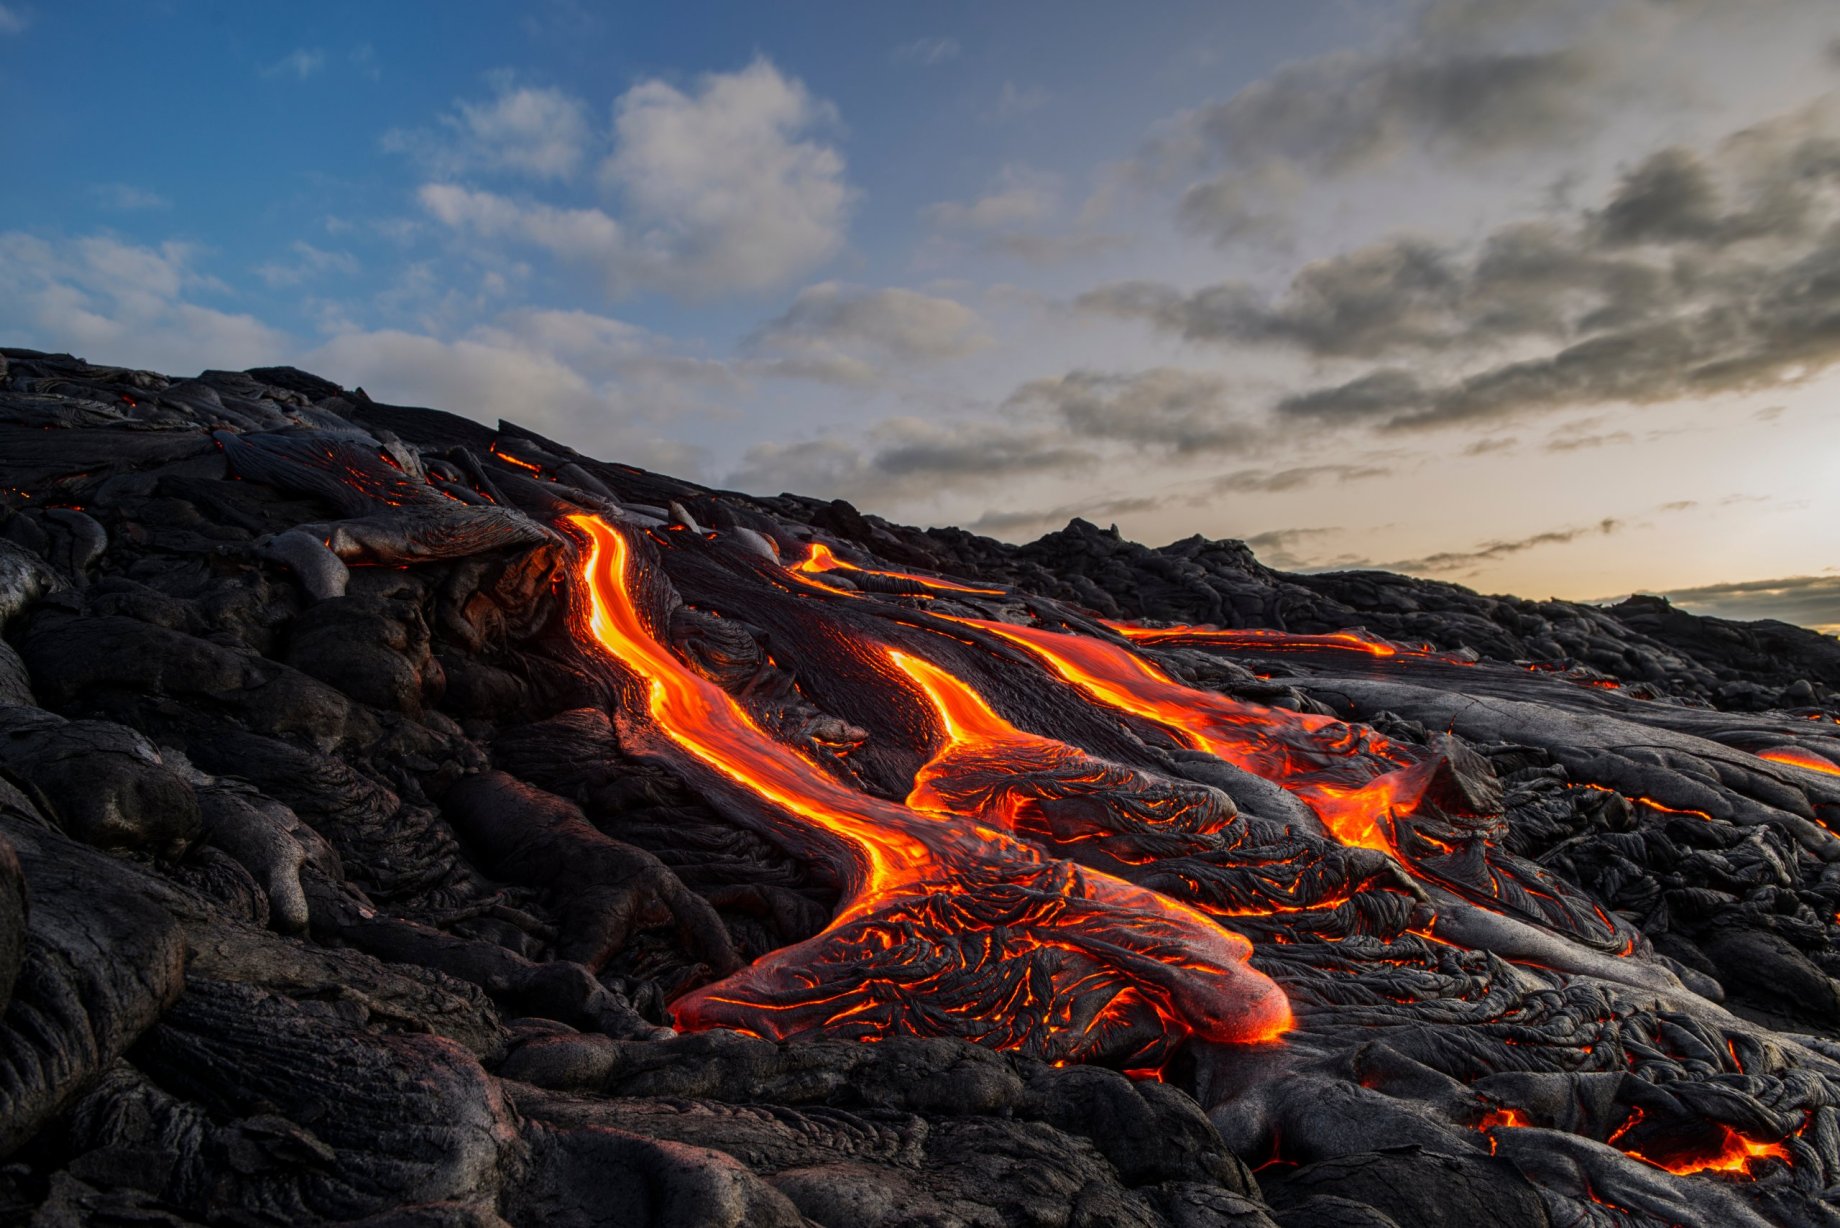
[3,345,1840,1226]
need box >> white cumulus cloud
[261,48,324,80]
[414,58,853,300]
[0,233,286,372]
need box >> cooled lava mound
[2,346,1840,1226]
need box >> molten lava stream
[1480,1108,1791,1177]
[895,649,1237,866]
[1757,746,1840,777]
[1104,621,1451,662]
[565,514,1289,1067]
[779,552,1493,854]
[784,549,1644,960]
[783,548,1426,854]
[953,616,1431,857]
[1628,1126,1791,1177]
[794,541,1008,595]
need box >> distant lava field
[5,345,1840,1226]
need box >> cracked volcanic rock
[3,345,1840,1226]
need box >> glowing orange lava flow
[1478,1106,1532,1131]
[951,617,1430,855]
[892,650,1016,745]
[1627,1127,1791,1177]
[894,650,1239,861]
[783,555,1647,958]
[571,518,931,897]
[1574,782,1715,822]
[1476,1105,1531,1154]
[487,441,544,474]
[1478,1108,1790,1177]
[795,542,1008,595]
[566,514,1290,1063]
[1104,621,1453,662]
[1757,746,1840,777]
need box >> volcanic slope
[2,347,1840,1227]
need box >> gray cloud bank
[726,366,1261,504]
[1086,94,1840,433]
[1379,518,1624,576]
[1639,575,1840,631]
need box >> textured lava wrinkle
[563,513,1292,1065]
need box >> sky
[3,1,1840,631]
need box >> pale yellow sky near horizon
[1083,377,1839,613]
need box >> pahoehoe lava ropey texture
[2,345,1840,1226]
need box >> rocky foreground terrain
[4,347,1840,1227]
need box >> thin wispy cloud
[91,184,171,211]
[383,75,591,180]
[892,36,960,67]
[745,282,988,384]
[989,82,1050,120]
[253,241,360,289]
[1242,526,1343,569]
[1381,519,1626,576]
[350,43,380,80]
[261,48,325,80]
[925,166,1060,231]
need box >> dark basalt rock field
[3,346,1840,1227]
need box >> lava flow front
[566,513,1289,1069]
